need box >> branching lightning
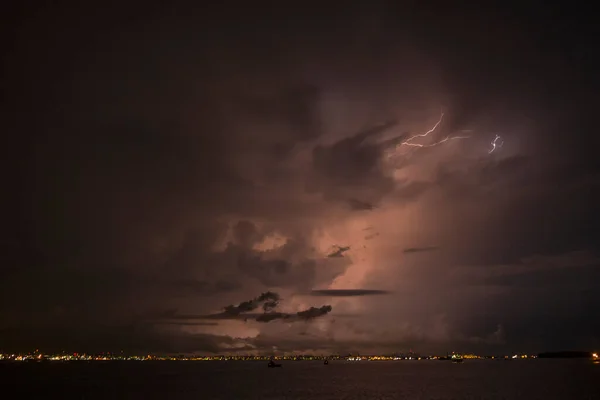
[399,112,470,149]
[401,112,445,146]
[488,134,504,154]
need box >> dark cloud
[255,306,333,323]
[309,289,391,297]
[347,198,376,211]
[236,84,323,144]
[297,305,333,320]
[430,154,600,267]
[160,220,349,293]
[326,246,350,258]
[0,323,252,354]
[256,312,292,323]
[153,321,219,326]
[232,220,262,249]
[178,292,334,324]
[0,265,239,328]
[308,121,398,204]
[364,232,380,240]
[222,292,281,316]
[403,246,439,254]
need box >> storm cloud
[255,306,333,323]
[2,3,598,355]
[403,246,439,254]
[164,292,334,325]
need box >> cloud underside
[157,292,333,324]
[403,246,439,254]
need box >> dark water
[1,360,598,399]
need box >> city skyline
[0,351,546,361]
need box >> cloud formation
[2,3,599,355]
[309,289,392,297]
[403,246,439,254]
[223,292,281,315]
[256,306,333,323]
[326,246,351,258]
[161,292,334,326]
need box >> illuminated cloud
[309,289,392,297]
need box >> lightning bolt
[399,112,470,149]
[488,134,503,154]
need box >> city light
[0,351,541,363]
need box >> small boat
[268,360,282,368]
[324,359,329,365]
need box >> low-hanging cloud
[326,246,350,258]
[168,292,334,324]
[154,321,219,326]
[403,246,439,254]
[347,198,376,211]
[256,305,333,323]
[297,305,333,320]
[223,291,281,315]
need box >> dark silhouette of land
[537,351,592,359]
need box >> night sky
[1,2,598,355]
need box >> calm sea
[1,359,598,399]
